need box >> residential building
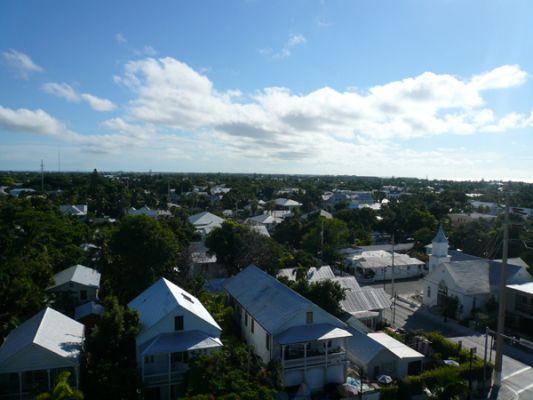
[448,212,497,227]
[188,241,223,278]
[0,308,84,400]
[245,213,282,232]
[127,206,172,219]
[506,282,533,338]
[187,211,224,236]
[347,250,424,282]
[47,264,101,303]
[274,198,302,210]
[128,278,222,400]
[224,265,352,391]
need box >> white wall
[0,344,77,374]
[238,306,271,364]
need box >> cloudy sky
[1,0,532,180]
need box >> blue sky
[1,0,532,180]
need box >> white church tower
[428,224,451,273]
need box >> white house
[274,198,302,210]
[128,206,172,219]
[47,264,101,302]
[245,213,282,232]
[0,308,84,399]
[187,211,224,236]
[506,282,533,338]
[423,227,532,319]
[128,278,222,400]
[348,250,425,282]
[224,265,352,391]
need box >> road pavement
[377,280,533,399]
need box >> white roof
[507,282,533,295]
[246,214,279,225]
[332,276,361,291]
[307,266,336,282]
[49,264,101,289]
[0,308,84,372]
[368,332,424,359]
[276,323,351,345]
[59,204,88,216]
[275,198,302,207]
[128,278,221,333]
[188,211,224,227]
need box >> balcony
[142,363,188,386]
[283,349,346,370]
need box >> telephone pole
[391,233,396,327]
[493,192,509,386]
[40,160,44,192]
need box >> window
[251,319,255,333]
[427,286,431,298]
[80,290,87,301]
[244,312,248,327]
[171,352,188,363]
[174,316,184,331]
[266,333,271,350]
[306,312,313,324]
[144,355,154,364]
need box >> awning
[140,330,223,356]
[276,323,352,345]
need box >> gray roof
[224,265,341,334]
[356,243,414,253]
[128,278,221,333]
[356,254,424,269]
[331,276,361,291]
[307,266,336,282]
[249,225,271,237]
[439,260,530,295]
[276,323,351,345]
[74,301,104,321]
[140,330,222,356]
[341,287,392,314]
[49,264,101,290]
[188,211,224,227]
[346,327,386,364]
[246,214,279,225]
[0,308,84,372]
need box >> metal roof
[276,323,352,345]
[433,224,448,244]
[368,332,424,359]
[508,282,533,295]
[128,278,221,334]
[188,211,224,227]
[140,330,222,356]
[249,225,271,237]
[0,308,84,372]
[74,301,104,321]
[331,276,361,291]
[225,265,344,334]
[307,266,335,282]
[49,264,101,289]
[340,287,391,314]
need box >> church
[422,225,532,319]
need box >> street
[368,278,533,399]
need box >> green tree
[206,221,282,275]
[286,279,346,317]
[105,215,179,302]
[301,218,350,263]
[36,370,84,400]
[82,296,141,400]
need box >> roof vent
[181,293,194,303]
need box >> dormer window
[174,315,184,331]
[306,312,313,324]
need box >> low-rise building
[225,265,352,392]
[187,211,224,236]
[506,282,533,338]
[0,308,84,399]
[47,264,101,303]
[128,278,222,400]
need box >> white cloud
[115,33,127,44]
[42,82,80,102]
[470,64,527,90]
[41,82,117,112]
[0,105,76,139]
[2,49,43,78]
[260,33,306,58]
[80,93,117,112]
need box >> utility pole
[391,233,396,327]
[40,160,44,192]
[494,192,509,387]
[320,218,324,263]
[483,326,489,395]
[468,347,477,399]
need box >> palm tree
[35,370,83,400]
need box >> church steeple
[428,224,451,273]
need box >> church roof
[433,224,448,244]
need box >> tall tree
[106,215,179,303]
[82,296,141,400]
